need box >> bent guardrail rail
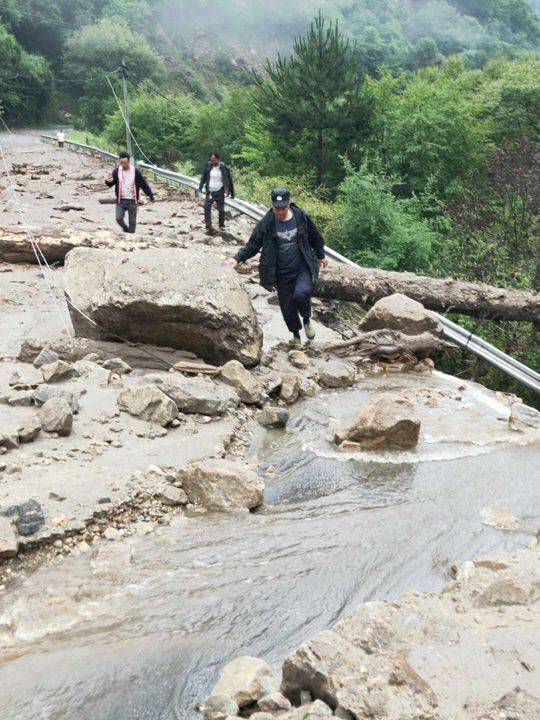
[39,134,540,394]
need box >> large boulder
[177,460,264,512]
[145,373,238,415]
[220,360,264,404]
[63,247,263,366]
[334,398,420,450]
[210,656,280,708]
[360,293,442,336]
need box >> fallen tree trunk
[314,267,540,324]
[325,329,456,361]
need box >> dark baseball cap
[271,188,290,208]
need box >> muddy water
[1,379,539,720]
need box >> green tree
[0,23,53,124]
[104,90,194,165]
[254,12,371,186]
[329,164,442,273]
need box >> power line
[105,74,154,165]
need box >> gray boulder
[259,405,289,429]
[40,359,73,383]
[334,398,420,450]
[63,247,263,366]
[38,397,73,436]
[17,416,41,443]
[198,695,239,720]
[117,385,178,426]
[33,347,60,368]
[177,460,264,512]
[220,360,264,404]
[33,385,81,414]
[360,293,443,336]
[145,374,238,415]
[317,360,355,389]
[210,656,279,708]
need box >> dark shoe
[205,226,213,235]
[219,225,226,231]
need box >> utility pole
[120,59,134,161]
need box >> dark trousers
[276,267,313,334]
[204,188,225,228]
[58,141,64,148]
[116,199,137,233]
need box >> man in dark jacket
[199,152,234,233]
[228,188,327,345]
[105,152,154,233]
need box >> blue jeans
[276,267,312,334]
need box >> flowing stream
[1,375,539,720]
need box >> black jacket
[235,204,325,291]
[199,161,235,198]
[106,167,154,203]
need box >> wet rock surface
[334,397,421,450]
[177,460,264,512]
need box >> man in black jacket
[105,152,154,233]
[199,152,234,233]
[228,188,327,345]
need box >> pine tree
[254,12,370,186]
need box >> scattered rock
[199,695,239,720]
[178,461,264,512]
[220,360,264,404]
[210,655,279,708]
[4,390,34,406]
[33,347,60,368]
[145,374,238,416]
[360,293,443,337]
[102,357,132,374]
[259,405,289,429]
[0,431,19,450]
[298,377,317,398]
[117,384,178,426]
[9,368,43,390]
[0,516,18,559]
[40,359,73,383]
[482,687,540,720]
[17,416,42,443]
[288,350,310,369]
[103,527,122,541]
[33,385,80,413]
[258,692,292,713]
[38,397,73,436]
[160,486,189,506]
[475,578,539,608]
[334,398,420,450]
[317,360,355,389]
[63,247,263,366]
[280,373,300,404]
[4,499,45,536]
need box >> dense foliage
[0,1,538,400]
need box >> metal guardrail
[39,134,539,393]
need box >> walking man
[228,188,327,345]
[199,152,234,233]
[106,152,154,234]
[56,129,66,148]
